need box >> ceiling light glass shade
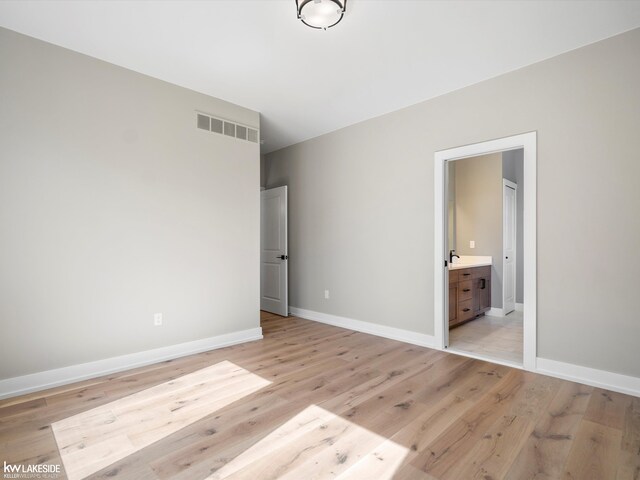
[296,0,347,30]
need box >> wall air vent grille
[197,114,210,131]
[211,117,223,134]
[236,125,247,141]
[223,121,235,137]
[196,111,259,144]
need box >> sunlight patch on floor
[206,404,409,480]
[52,361,270,480]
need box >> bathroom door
[503,180,517,314]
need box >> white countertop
[449,255,492,270]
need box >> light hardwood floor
[449,311,523,364]
[0,311,638,479]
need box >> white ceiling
[1,1,640,153]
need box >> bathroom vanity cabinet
[448,266,491,328]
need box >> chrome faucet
[449,250,460,264]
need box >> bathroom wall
[447,163,456,252]
[454,153,504,308]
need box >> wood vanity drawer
[457,268,474,280]
[458,280,473,301]
[457,299,474,321]
[472,266,491,279]
[449,264,492,329]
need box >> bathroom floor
[449,310,523,364]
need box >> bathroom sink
[449,256,492,269]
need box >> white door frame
[434,132,537,371]
[502,179,518,315]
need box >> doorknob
[277,255,288,260]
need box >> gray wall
[260,154,268,188]
[454,153,503,308]
[0,28,260,380]
[266,28,640,378]
[502,149,525,304]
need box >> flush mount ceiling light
[295,0,347,30]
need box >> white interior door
[503,180,517,315]
[260,186,288,316]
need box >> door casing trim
[433,132,537,371]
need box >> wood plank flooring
[450,311,523,364]
[52,361,271,480]
[0,311,637,479]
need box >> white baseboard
[515,303,524,312]
[289,306,437,349]
[0,328,263,400]
[536,357,640,398]
[291,306,639,398]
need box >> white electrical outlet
[470,240,475,249]
[154,313,163,326]
[324,290,330,299]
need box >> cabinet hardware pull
[463,289,470,292]
[480,278,486,289]
[463,308,470,312]
[463,273,470,276]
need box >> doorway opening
[434,132,537,371]
[446,152,522,365]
